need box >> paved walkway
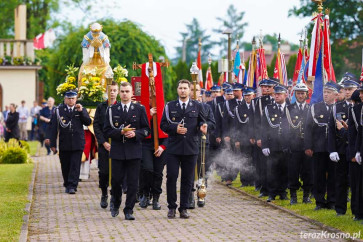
[27,155,342,241]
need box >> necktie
[278,104,283,114]
[182,103,186,113]
[123,105,127,113]
[299,104,303,111]
[238,100,242,105]
[69,108,73,113]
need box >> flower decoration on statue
[78,66,106,103]
[113,64,128,84]
[56,64,79,96]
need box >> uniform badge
[271,118,275,121]
[273,106,276,109]
[131,105,134,110]
[320,115,324,118]
[144,130,148,136]
[64,108,67,111]
[118,106,121,110]
[343,104,346,108]
[115,122,119,126]
[172,117,175,121]
[265,97,268,101]
[189,102,193,106]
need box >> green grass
[226,175,363,238]
[0,163,34,241]
[27,141,38,156]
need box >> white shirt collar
[121,102,131,111]
[179,98,190,108]
[296,101,306,109]
[277,102,286,109]
[67,105,74,111]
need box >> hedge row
[0,139,32,164]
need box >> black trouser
[98,146,110,191]
[335,154,349,214]
[140,146,166,196]
[288,151,313,193]
[166,153,198,211]
[350,161,363,217]
[267,151,287,197]
[59,150,83,189]
[111,158,140,214]
[238,145,255,186]
[252,144,260,188]
[257,149,268,194]
[313,152,336,207]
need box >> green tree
[46,19,176,101]
[213,4,248,57]
[289,0,363,78]
[174,18,214,64]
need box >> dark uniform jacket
[5,111,20,140]
[160,99,207,156]
[222,98,240,139]
[252,95,274,141]
[49,103,92,151]
[104,102,150,160]
[348,103,361,161]
[233,100,254,147]
[199,102,216,145]
[355,104,363,155]
[304,101,332,153]
[286,102,310,152]
[93,101,109,146]
[142,113,168,151]
[261,102,289,152]
[328,101,350,154]
[214,101,226,139]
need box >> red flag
[308,14,323,80]
[323,15,336,82]
[273,54,280,80]
[205,66,213,90]
[33,29,56,50]
[197,46,203,88]
[360,64,363,82]
[293,48,303,84]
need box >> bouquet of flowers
[56,64,79,96]
[113,64,128,84]
[78,67,106,103]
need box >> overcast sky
[59,0,312,58]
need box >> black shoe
[187,192,195,209]
[326,204,335,210]
[125,213,135,220]
[111,208,119,217]
[65,188,69,194]
[139,195,148,208]
[69,188,76,194]
[167,209,176,219]
[258,193,267,198]
[314,205,323,211]
[179,209,190,219]
[280,194,288,200]
[148,195,153,206]
[302,196,312,204]
[100,195,108,209]
[152,194,161,210]
[267,196,275,202]
[290,196,297,205]
[109,196,115,211]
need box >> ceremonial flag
[308,14,323,81]
[257,48,268,80]
[323,14,336,82]
[237,64,245,84]
[197,47,203,88]
[310,47,324,104]
[291,54,307,104]
[33,29,56,50]
[293,48,303,84]
[246,52,256,87]
[233,50,241,79]
[360,65,363,82]
[205,66,214,90]
[273,49,288,86]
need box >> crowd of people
[1,98,55,153]
[45,71,363,223]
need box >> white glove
[355,152,362,165]
[329,152,340,162]
[262,148,270,157]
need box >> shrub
[19,140,30,153]
[1,147,28,164]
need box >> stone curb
[219,181,360,241]
[19,159,38,242]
